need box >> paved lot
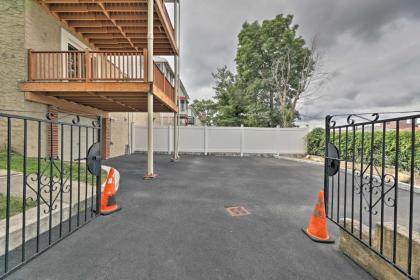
[9,154,371,280]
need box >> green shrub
[305,128,325,156]
[305,128,420,172]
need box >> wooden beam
[25,92,109,118]
[153,85,178,112]
[20,82,150,93]
[76,26,163,34]
[155,0,178,55]
[49,4,147,13]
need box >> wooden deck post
[28,49,35,81]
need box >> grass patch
[0,193,37,220]
[0,151,106,183]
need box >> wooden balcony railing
[27,49,176,103]
[28,50,145,82]
[153,63,175,102]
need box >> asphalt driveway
[8,154,371,280]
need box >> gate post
[324,115,332,216]
[96,116,102,215]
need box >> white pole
[204,125,208,155]
[145,0,155,178]
[172,0,180,161]
[168,125,172,155]
[240,124,244,157]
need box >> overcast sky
[170,0,420,126]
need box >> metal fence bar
[4,117,11,273]
[368,123,375,246]
[60,124,64,238]
[48,122,53,245]
[359,125,365,240]
[380,122,386,254]
[343,127,348,229]
[393,121,399,263]
[22,120,27,262]
[69,125,73,233]
[351,125,356,233]
[331,128,336,218]
[96,117,102,215]
[36,121,41,253]
[407,118,415,275]
[85,127,88,223]
[77,126,81,227]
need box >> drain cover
[225,206,250,217]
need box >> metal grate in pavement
[225,206,250,217]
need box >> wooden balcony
[20,50,178,115]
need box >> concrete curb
[274,155,420,194]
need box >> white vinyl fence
[132,125,308,155]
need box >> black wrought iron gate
[324,113,419,279]
[0,112,102,279]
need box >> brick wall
[47,106,59,159]
[102,118,111,159]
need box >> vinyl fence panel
[132,125,308,155]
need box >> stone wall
[339,219,420,279]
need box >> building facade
[0,0,181,170]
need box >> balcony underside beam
[21,82,178,113]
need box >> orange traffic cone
[101,168,121,215]
[302,191,334,243]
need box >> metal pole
[324,115,331,216]
[145,0,155,178]
[96,116,102,214]
[172,0,180,161]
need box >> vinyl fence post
[130,121,134,154]
[168,125,172,155]
[204,125,208,155]
[276,125,280,155]
[240,124,244,157]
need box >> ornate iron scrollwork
[353,160,396,215]
[25,159,72,214]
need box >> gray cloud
[177,0,420,126]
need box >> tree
[212,67,248,126]
[190,99,217,126]
[269,37,327,127]
[235,14,323,127]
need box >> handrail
[28,49,145,82]
[27,49,175,104]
